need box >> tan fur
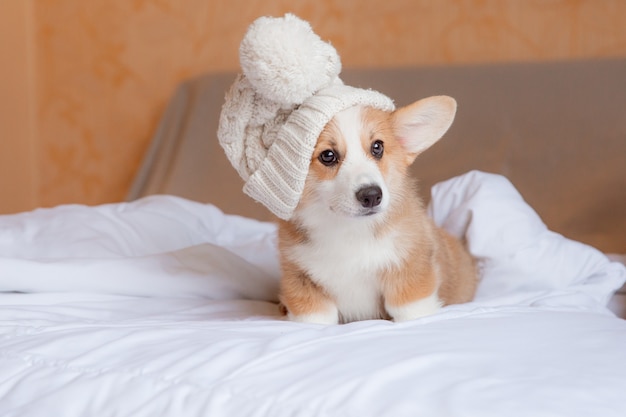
[278,97,477,323]
[435,229,478,304]
[278,254,335,316]
[377,180,476,309]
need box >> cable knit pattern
[217,14,394,220]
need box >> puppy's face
[295,96,457,222]
[300,106,401,219]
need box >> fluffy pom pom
[239,13,342,107]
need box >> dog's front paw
[287,306,339,325]
[386,292,443,322]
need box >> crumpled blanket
[1,170,624,312]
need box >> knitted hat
[218,14,395,220]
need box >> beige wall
[0,1,37,213]
[2,0,626,213]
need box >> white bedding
[1,171,625,417]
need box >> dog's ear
[392,96,457,164]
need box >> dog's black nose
[356,185,383,208]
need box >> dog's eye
[371,140,384,159]
[319,149,338,166]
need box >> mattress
[2,171,625,416]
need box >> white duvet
[1,171,625,417]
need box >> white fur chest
[287,218,402,322]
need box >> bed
[2,59,626,416]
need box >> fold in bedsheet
[429,171,625,309]
[0,171,624,312]
[0,195,280,301]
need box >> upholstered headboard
[128,58,626,254]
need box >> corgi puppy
[278,96,477,324]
